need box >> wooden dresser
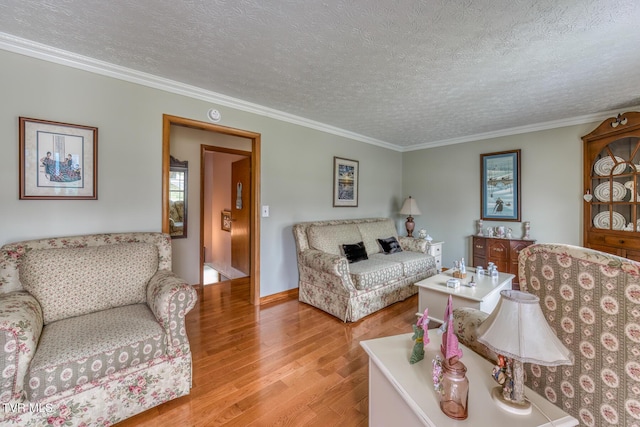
[471,235,536,287]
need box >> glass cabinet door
[590,137,640,232]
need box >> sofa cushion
[25,304,167,401]
[348,258,404,290]
[377,237,403,254]
[19,243,158,324]
[307,224,363,255]
[342,242,368,263]
[357,219,399,255]
[370,251,432,277]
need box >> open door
[231,157,251,275]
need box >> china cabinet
[583,112,640,261]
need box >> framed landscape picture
[19,117,98,200]
[480,149,521,221]
[333,156,359,207]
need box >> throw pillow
[377,236,403,254]
[342,241,368,263]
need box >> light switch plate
[262,205,270,217]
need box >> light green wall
[0,49,403,296]
[402,123,597,268]
[1,47,606,294]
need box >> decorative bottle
[440,357,469,420]
[491,264,499,278]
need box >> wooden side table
[471,235,535,288]
[360,330,578,427]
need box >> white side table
[415,268,513,324]
[360,330,578,427]
[426,240,443,273]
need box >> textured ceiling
[1,0,640,150]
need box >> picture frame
[480,149,521,221]
[221,210,232,232]
[333,156,359,207]
[19,117,98,200]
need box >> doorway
[201,146,251,285]
[162,114,261,305]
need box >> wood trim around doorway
[162,114,261,305]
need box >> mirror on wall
[169,156,188,239]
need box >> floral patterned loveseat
[293,218,437,322]
[453,243,640,427]
[0,232,197,426]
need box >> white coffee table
[415,268,514,323]
[360,330,578,427]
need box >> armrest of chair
[299,249,350,277]
[147,270,197,356]
[452,307,497,364]
[398,236,428,253]
[0,291,43,403]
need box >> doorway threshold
[205,262,247,281]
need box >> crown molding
[1,32,637,154]
[0,32,399,151]
[401,107,640,152]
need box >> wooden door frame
[162,114,261,305]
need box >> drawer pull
[475,245,483,249]
[493,248,504,252]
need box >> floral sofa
[0,232,197,426]
[293,218,437,322]
[453,243,640,427]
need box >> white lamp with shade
[476,290,574,415]
[399,196,421,237]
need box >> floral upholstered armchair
[0,232,197,426]
[454,243,640,427]
[169,200,185,236]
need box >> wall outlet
[262,205,270,217]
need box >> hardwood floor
[116,279,420,426]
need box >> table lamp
[400,196,421,237]
[476,290,574,415]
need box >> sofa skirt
[299,267,433,322]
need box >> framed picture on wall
[333,156,359,207]
[480,149,521,221]
[19,117,98,200]
[221,210,232,232]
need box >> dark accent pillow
[377,236,403,254]
[342,241,369,263]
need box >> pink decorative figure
[440,295,463,361]
[416,308,430,348]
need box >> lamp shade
[400,196,422,216]
[476,290,574,366]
